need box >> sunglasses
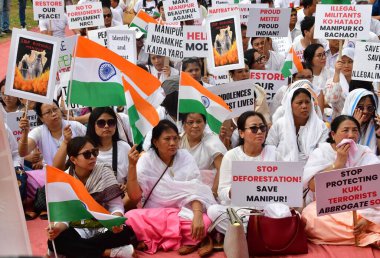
[103,13,112,18]
[96,119,116,128]
[356,105,375,113]
[245,125,267,134]
[77,148,99,159]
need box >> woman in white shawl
[266,87,329,162]
[341,88,379,154]
[302,115,380,247]
[126,120,216,256]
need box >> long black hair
[303,43,324,68]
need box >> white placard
[238,4,269,25]
[33,0,65,20]
[57,35,77,75]
[163,0,200,23]
[231,161,304,208]
[314,4,371,40]
[250,70,287,103]
[5,111,38,142]
[107,30,137,63]
[208,4,269,25]
[66,2,104,30]
[352,42,380,82]
[247,8,291,37]
[208,80,255,118]
[145,23,184,59]
[183,26,209,58]
[271,34,292,58]
[88,27,108,47]
[212,71,230,85]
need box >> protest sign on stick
[352,42,380,82]
[5,29,60,104]
[314,4,372,40]
[33,0,64,20]
[183,26,208,58]
[247,8,291,37]
[163,0,200,23]
[5,111,38,142]
[88,27,108,47]
[250,70,286,103]
[57,36,77,75]
[66,2,104,30]
[231,161,304,208]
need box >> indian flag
[129,10,157,35]
[281,47,303,78]
[179,72,231,134]
[46,165,125,229]
[321,0,350,4]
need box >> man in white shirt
[111,0,125,23]
[295,0,317,30]
[251,37,285,71]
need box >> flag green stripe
[70,80,126,107]
[281,61,292,78]
[179,99,222,134]
[127,105,144,145]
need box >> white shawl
[341,88,378,153]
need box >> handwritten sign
[314,4,371,40]
[231,161,304,208]
[352,42,380,82]
[66,2,104,30]
[250,70,287,103]
[183,26,208,58]
[315,164,380,216]
[6,111,38,142]
[107,29,137,63]
[33,0,64,20]
[163,0,200,23]
[247,8,291,37]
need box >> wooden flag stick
[23,100,29,118]
[338,40,343,60]
[353,210,359,246]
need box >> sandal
[39,211,48,220]
[178,245,198,255]
[25,211,38,221]
[198,235,214,257]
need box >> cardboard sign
[5,111,38,142]
[208,5,239,16]
[33,0,64,20]
[208,4,268,25]
[57,35,77,75]
[247,8,291,37]
[66,2,104,30]
[352,42,380,82]
[206,14,245,72]
[250,70,287,103]
[88,27,108,47]
[208,80,255,118]
[107,30,137,63]
[183,26,209,58]
[238,4,269,25]
[145,23,184,59]
[212,71,230,85]
[231,161,304,208]
[163,0,200,23]
[5,29,60,104]
[314,4,372,40]
[315,164,380,216]
[272,34,292,58]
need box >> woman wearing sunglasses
[208,111,277,234]
[341,88,380,154]
[266,87,328,162]
[47,136,138,258]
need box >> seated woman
[266,87,329,162]
[179,112,227,198]
[126,120,216,256]
[302,115,380,247]
[47,136,137,258]
[341,88,379,154]
[208,111,277,234]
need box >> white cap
[129,27,144,39]
[342,47,354,60]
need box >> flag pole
[66,35,79,122]
[23,100,29,118]
[45,165,59,258]
[353,210,359,246]
[338,40,343,61]
[177,70,182,130]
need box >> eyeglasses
[185,120,204,126]
[96,119,117,128]
[356,105,375,113]
[254,55,266,64]
[245,125,267,134]
[103,13,112,18]
[77,148,99,159]
[42,107,60,117]
[314,51,327,59]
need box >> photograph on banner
[5,110,38,142]
[145,23,184,59]
[206,14,245,72]
[314,4,372,40]
[57,35,77,76]
[107,30,137,63]
[163,0,200,23]
[231,161,304,208]
[315,164,380,216]
[5,29,60,104]
[247,8,291,37]
[208,80,255,118]
[183,25,209,58]
[212,70,231,85]
[352,42,380,82]
[66,2,104,30]
[33,0,64,20]
[250,70,286,103]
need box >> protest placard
[250,70,286,103]
[5,29,60,104]
[107,29,137,63]
[33,0,64,20]
[66,2,104,30]
[208,4,267,25]
[206,14,245,72]
[315,164,380,216]
[145,23,184,59]
[212,71,230,85]
[247,8,291,37]
[183,26,208,58]
[57,35,77,75]
[231,161,304,207]
[314,4,372,40]
[352,42,380,82]
[238,4,269,25]
[6,111,38,142]
[272,34,292,58]
[163,0,200,23]
[208,80,255,118]
[88,27,108,47]
[211,0,230,4]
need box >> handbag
[223,208,249,258]
[246,209,308,256]
[33,186,47,213]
